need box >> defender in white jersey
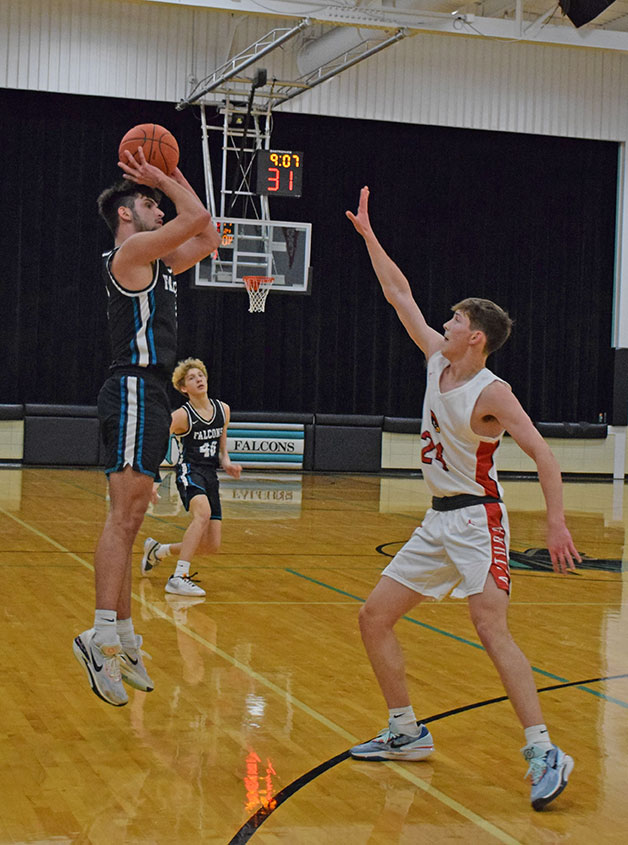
[346,187,580,811]
[140,357,242,598]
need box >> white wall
[3,0,628,140]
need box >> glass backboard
[194,217,312,293]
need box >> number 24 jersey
[421,351,507,499]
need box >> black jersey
[177,399,227,470]
[102,248,178,375]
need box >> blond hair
[171,357,208,394]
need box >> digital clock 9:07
[256,150,304,198]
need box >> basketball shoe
[72,628,128,707]
[141,537,161,574]
[119,634,154,692]
[350,724,434,761]
[165,573,206,597]
[522,744,574,810]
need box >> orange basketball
[118,123,179,175]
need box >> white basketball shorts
[382,501,511,600]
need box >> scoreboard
[256,150,303,197]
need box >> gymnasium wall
[3,0,628,141]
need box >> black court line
[227,673,628,844]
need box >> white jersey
[420,351,507,499]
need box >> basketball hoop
[243,276,274,313]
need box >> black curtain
[0,88,617,421]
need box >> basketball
[118,123,179,175]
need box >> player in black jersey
[140,357,242,597]
[73,148,221,707]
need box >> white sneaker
[165,573,206,597]
[350,724,434,761]
[141,537,161,574]
[73,628,128,707]
[119,634,154,692]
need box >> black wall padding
[535,421,607,439]
[611,348,628,426]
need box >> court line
[229,672,628,845]
[286,568,628,708]
[0,505,530,844]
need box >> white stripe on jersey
[136,293,151,366]
[124,377,138,467]
[103,250,159,297]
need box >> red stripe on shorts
[475,441,500,498]
[484,501,510,594]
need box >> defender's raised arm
[346,186,443,359]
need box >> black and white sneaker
[119,634,154,692]
[350,724,434,761]
[141,537,161,574]
[165,573,206,597]
[72,628,128,707]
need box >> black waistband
[431,494,502,512]
[109,365,169,386]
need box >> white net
[243,276,274,313]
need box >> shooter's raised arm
[118,147,218,275]
[346,186,443,359]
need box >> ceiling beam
[141,0,628,51]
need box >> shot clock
[256,150,303,198]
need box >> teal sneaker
[350,724,434,761]
[522,744,574,810]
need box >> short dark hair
[452,297,513,356]
[97,180,162,236]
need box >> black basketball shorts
[98,372,171,478]
[175,463,222,518]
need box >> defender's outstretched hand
[346,186,374,239]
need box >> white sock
[388,705,421,737]
[116,616,136,650]
[174,559,190,578]
[156,543,171,560]
[524,724,553,751]
[94,609,118,647]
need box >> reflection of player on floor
[72,149,220,707]
[346,186,581,811]
[141,358,242,596]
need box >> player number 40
[200,442,217,458]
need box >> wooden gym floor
[0,467,626,844]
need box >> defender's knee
[359,602,389,635]
[473,615,510,651]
